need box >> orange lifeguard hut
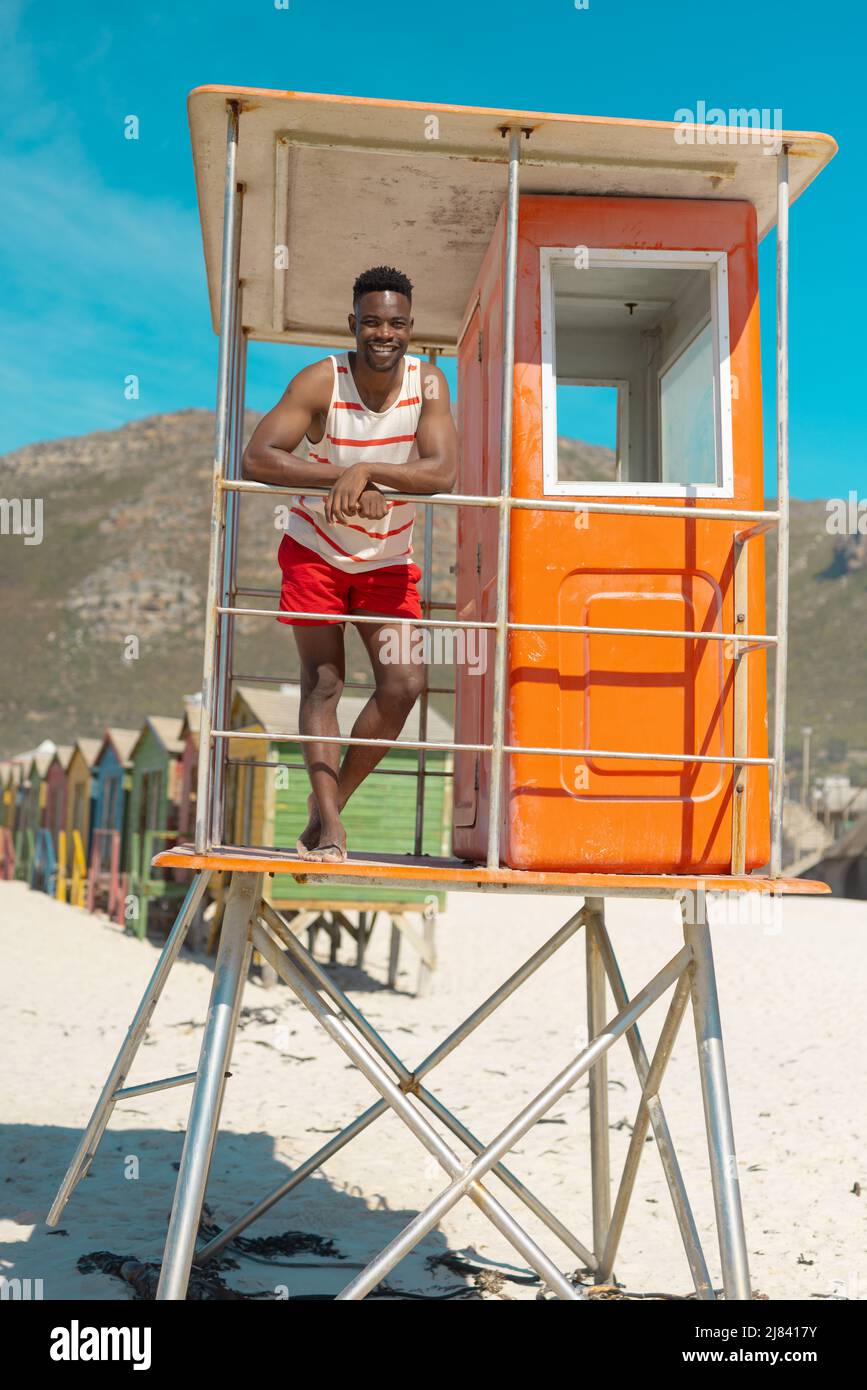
[454,193,771,873]
[47,88,835,1302]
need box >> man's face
[349,290,413,373]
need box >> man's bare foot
[307,816,347,864]
[295,794,321,860]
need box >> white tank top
[286,351,423,573]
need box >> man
[242,265,458,863]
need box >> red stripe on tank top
[290,506,413,560]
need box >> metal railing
[193,102,792,878]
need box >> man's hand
[356,485,388,521]
[326,464,386,522]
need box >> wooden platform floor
[152,844,830,899]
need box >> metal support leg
[46,872,212,1226]
[681,905,752,1300]
[585,897,610,1267]
[156,872,261,1299]
[594,925,713,1297]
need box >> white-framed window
[540,247,734,498]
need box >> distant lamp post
[801,725,813,809]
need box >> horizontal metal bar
[225,479,780,524]
[222,603,774,648]
[219,604,495,631]
[229,672,455,696]
[509,621,776,645]
[113,1072,199,1100]
[213,727,773,767]
[218,729,486,753]
[226,757,453,779]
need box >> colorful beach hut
[88,727,139,921]
[92,728,138,837]
[4,758,26,833]
[0,761,17,877]
[44,746,73,843]
[59,737,100,906]
[16,747,53,884]
[126,716,186,936]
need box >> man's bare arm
[241,360,337,489]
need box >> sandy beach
[1,879,865,1301]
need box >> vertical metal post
[682,907,751,1300]
[211,309,246,845]
[770,145,790,876]
[413,349,438,856]
[157,871,262,1299]
[195,100,243,854]
[585,898,611,1264]
[486,127,523,869]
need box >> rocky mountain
[1,410,865,782]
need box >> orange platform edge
[152,844,829,897]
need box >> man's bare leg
[294,620,424,861]
[293,623,346,862]
[334,620,426,811]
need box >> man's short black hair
[353,265,413,308]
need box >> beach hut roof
[48,745,75,774]
[97,727,140,768]
[130,716,185,761]
[31,750,54,779]
[72,738,102,770]
[231,683,454,746]
[188,86,837,352]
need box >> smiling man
[242,265,458,863]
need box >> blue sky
[1,0,861,498]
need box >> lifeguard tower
[47,87,835,1301]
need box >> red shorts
[277,533,423,626]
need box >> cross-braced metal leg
[46,873,212,1227]
[195,902,596,1273]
